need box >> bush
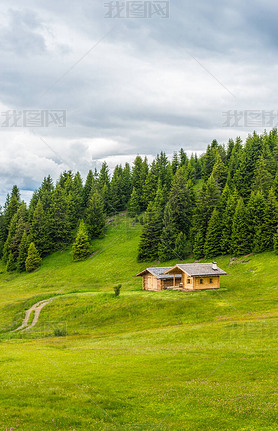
[54,328,67,337]
[113,284,122,297]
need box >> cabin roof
[164,263,227,277]
[136,267,182,280]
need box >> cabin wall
[182,273,194,290]
[143,275,161,291]
[193,276,220,290]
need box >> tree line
[1,129,278,272]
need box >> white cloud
[0,0,278,203]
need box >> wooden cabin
[136,263,226,291]
[135,267,182,291]
[164,263,227,290]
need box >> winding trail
[14,299,53,332]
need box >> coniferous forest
[1,129,278,272]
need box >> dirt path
[14,299,53,332]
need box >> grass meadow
[0,214,277,430]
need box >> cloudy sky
[0,0,278,204]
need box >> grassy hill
[0,214,277,430]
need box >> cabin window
[200,279,203,284]
[187,278,191,284]
[210,278,213,284]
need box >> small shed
[136,267,182,291]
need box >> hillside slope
[0,215,277,430]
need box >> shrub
[113,284,122,297]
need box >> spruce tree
[6,252,16,272]
[128,188,140,218]
[221,189,238,254]
[203,209,222,258]
[85,192,106,239]
[174,232,188,260]
[48,185,70,250]
[30,199,49,256]
[17,231,31,272]
[211,153,228,190]
[25,242,42,273]
[72,220,91,261]
[260,188,278,251]
[141,161,158,209]
[137,186,165,261]
[158,202,177,261]
[193,230,205,259]
[231,197,251,256]
[83,170,95,209]
[247,191,266,252]
[252,154,273,197]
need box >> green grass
[0,213,277,430]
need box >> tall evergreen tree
[128,188,140,218]
[85,192,106,239]
[137,185,165,261]
[72,220,91,261]
[30,199,49,256]
[204,209,222,258]
[260,188,278,251]
[48,185,70,250]
[158,201,177,261]
[17,230,31,272]
[174,232,188,260]
[25,242,41,273]
[231,197,251,255]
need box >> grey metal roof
[166,263,227,277]
[136,267,182,279]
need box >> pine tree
[85,192,106,239]
[141,161,158,209]
[221,189,238,254]
[30,199,49,256]
[193,230,205,259]
[174,232,188,260]
[168,166,194,237]
[158,202,177,261]
[172,152,179,174]
[203,209,222,258]
[6,252,16,272]
[252,154,273,197]
[25,242,42,272]
[48,185,70,250]
[211,153,228,190]
[122,163,132,207]
[69,172,83,228]
[137,186,165,261]
[17,230,31,272]
[247,191,266,252]
[128,188,140,218]
[83,170,95,209]
[231,198,251,256]
[260,188,278,251]
[72,220,91,261]
[179,148,188,167]
[110,165,125,212]
[98,162,111,213]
